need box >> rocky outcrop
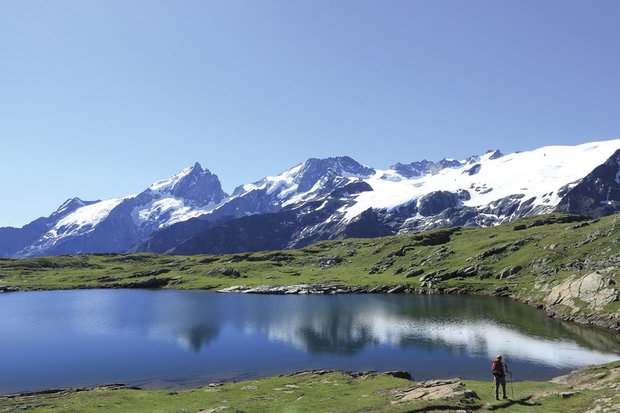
[545,270,619,329]
[390,378,478,403]
[546,271,618,313]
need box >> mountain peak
[51,197,98,218]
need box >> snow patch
[132,198,216,228]
[149,167,193,193]
[54,198,125,237]
[344,139,620,221]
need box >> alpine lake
[1,290,619,395]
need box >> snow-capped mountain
[139,139,620,255]
[2,139,620,257]
[0,163,227,257]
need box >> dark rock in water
[0,285,19,292]
[387,285,406,294]
[207,267,242,278]
[383,370,412,380]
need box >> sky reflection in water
[0,290,618,394]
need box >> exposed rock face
[557,149,620,218]
[418,191,461,216]
[545,271,619,314]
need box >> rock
[130,268,171,278]
[197,407,229,413]
[497,265,523,279]
[125,277,171,288]
[383,371,412,380]
[456,265,478,277]
[387,285,405,294]
[494,286,510,296]
[0,285,19,293]
[392,379,478,403]
[418,191,461,216]
[316,255,342,268]
[546,271,619,313]
[405,268,424,278]
[207,267,242,278]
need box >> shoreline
[2,362,619,412]
[3,281,619,331]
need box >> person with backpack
[491,355,510,400]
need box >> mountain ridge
[2,139,620,257]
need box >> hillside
[1,213,618,330]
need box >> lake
[1,290,618,395]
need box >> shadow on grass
[487,395,541,410]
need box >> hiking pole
[509,372,514,399]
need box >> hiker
[491,355,510,400]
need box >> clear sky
[1,0,620,227]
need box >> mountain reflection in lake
[0,290,618,394]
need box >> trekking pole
[510,372,514,399]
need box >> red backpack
[491,358,504,374]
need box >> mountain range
[1,139,619,258]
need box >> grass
[1,361,618,412]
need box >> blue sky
[1,0,619,227]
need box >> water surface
[1,290,618,394]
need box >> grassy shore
[1,213,618,329]
[1,361,619,412]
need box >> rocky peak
[390,158,464,178]
[295,156,375,192]
[486,149,504,160]
[170,163,227,206]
